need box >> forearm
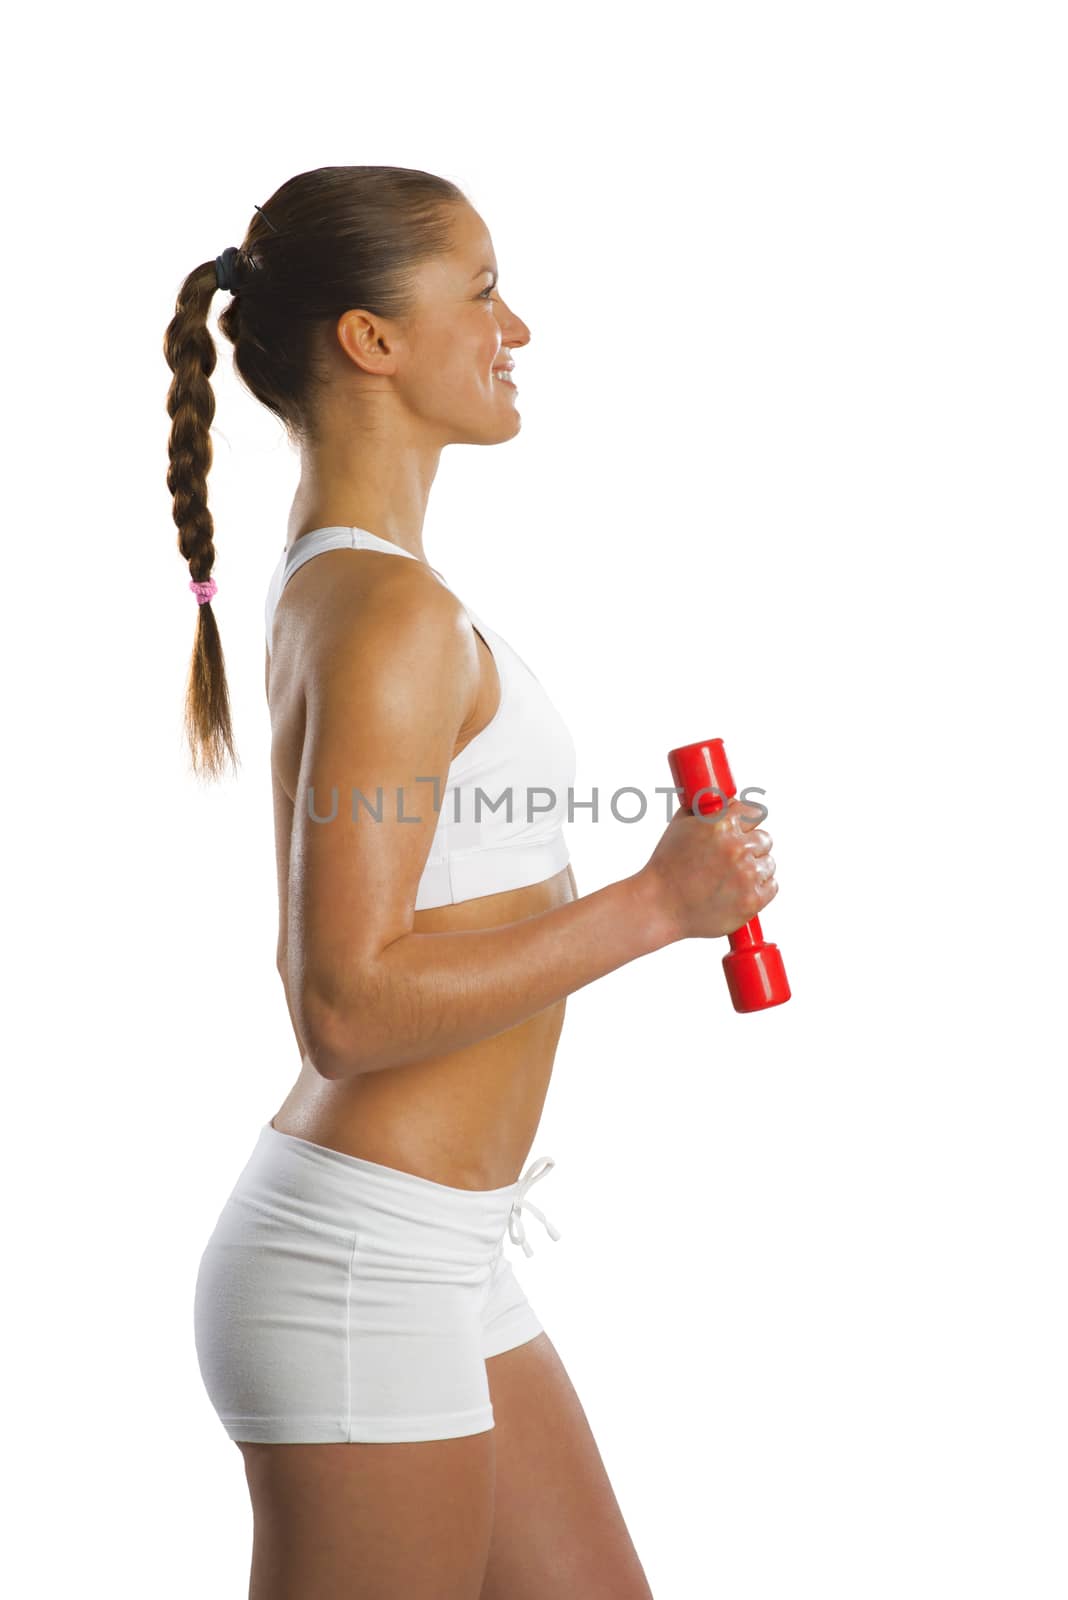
[312,871,677,1080]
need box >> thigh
[239,1431,496,1600]
[479,1332,655,1600]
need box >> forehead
[448,204,497,273]
[411,204,498,302]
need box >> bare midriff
[264,595,578,1194]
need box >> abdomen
[271,864,576,1189]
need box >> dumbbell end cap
[722,941,791,1012]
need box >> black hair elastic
[215,203,280,292]
[215,246,241,293]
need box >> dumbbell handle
[666,738,791,1013]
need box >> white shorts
[193,1122,561,1444]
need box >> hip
[192,1120,563,1443]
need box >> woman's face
[340,203,531,447]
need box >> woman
[165,165,778,1600]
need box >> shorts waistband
[237,1122,561,1258]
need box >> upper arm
[286,565,477,1058]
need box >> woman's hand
[637,796,778,942]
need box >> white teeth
[493,371,515,384]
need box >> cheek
[412,315,498,400]
[474,311,501,357]
[453,324,499,385]
[419,340,469,394]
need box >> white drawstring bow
[507,1156,562,1258]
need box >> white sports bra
[264,526,576,910]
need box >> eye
[479,279,499,300]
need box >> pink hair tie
[189,578,218,606]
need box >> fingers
[745,828,773,856]
[731,797,767,831]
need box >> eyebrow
[471,265,498,280]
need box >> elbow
[290,941,402,1080]
[299,1004,364,1082]
[295,986,383,1082]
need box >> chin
[459,413,522,446]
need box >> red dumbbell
[666,738,791,1013]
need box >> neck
[287,435,443,563]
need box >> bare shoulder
[268,550,479,799]
[270,551,474,691]
[277,548,459,653]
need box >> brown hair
[162,164,468,780]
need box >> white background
[5,2,1065,1595]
